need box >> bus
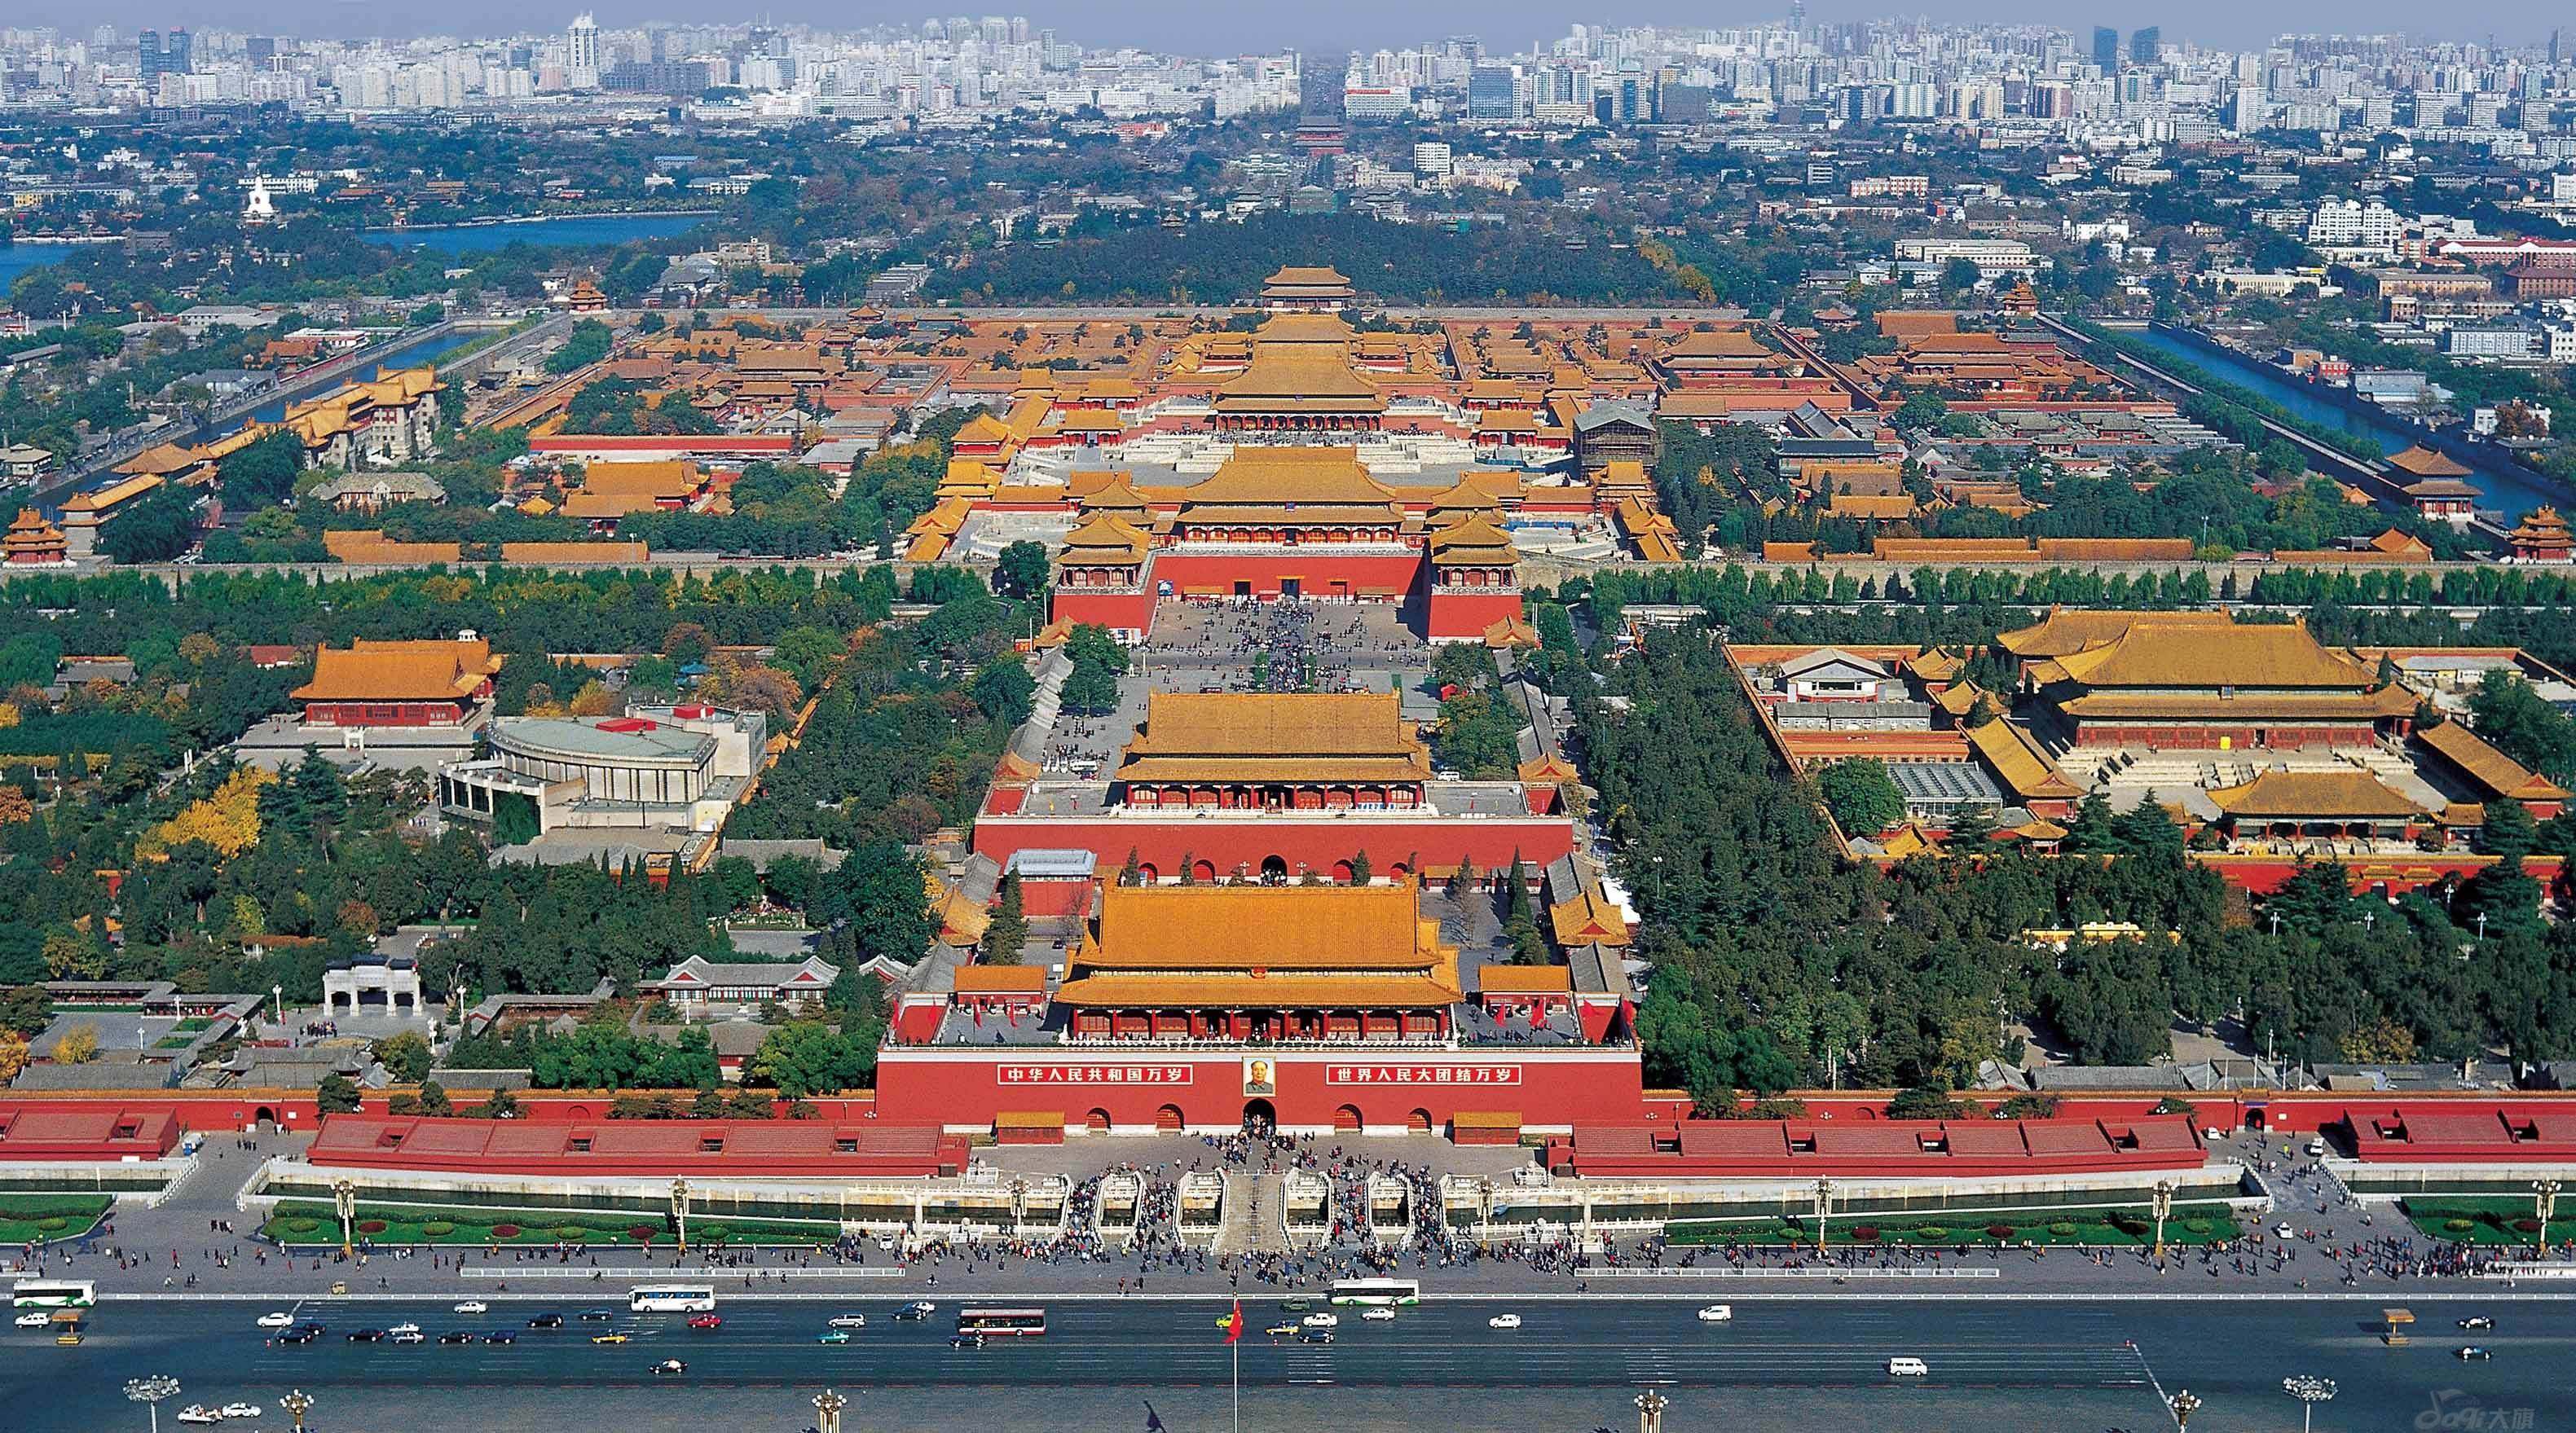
[1328,1279,1420,1307]
[955,1308,1047,1337]
[629,1286,718,1313]
[11,1280,96,1309]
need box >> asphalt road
[10,1294,2570,1433]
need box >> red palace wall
[1050,588,1156,635]
[969,812,1577,882]
[1147,552,1425,601]
[2198,852,2565,897]
[1425,590,1527,640]
[298,701,465,727]
[874,1047,1645,1134]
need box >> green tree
[374,1031,433,1084]
[980,870,1028,965]
[317,1072,363,1114]
[993,540,1052,598]
[216,429,305,509]
[1816,758,1907,834]
[747,1021,869,1098]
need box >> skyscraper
[1466,64,1518,121]
[2129,27,2160,66]
[139,28,191,83]
[2091,27,2119,70]
[566,13,601,85]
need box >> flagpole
[1231,1326,1240,1433]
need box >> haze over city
[3,0,2576,1431]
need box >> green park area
[0,1193,113,1244]
[2398,1198,2576,1247]
[260,1198,843,1249]
[1666,1207,2242,1248]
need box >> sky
[44,2,2567,55]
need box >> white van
[1887,1356,1930,1377]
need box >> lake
[363,212,716,255]
[2119,323,2558,520]
[0,243,77,290]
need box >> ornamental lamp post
[670,1177,689,1255]
[280,1389,314,1433]
[2151,1180,2176,1260]
[332,1178,357,1259]
[1635,1389,1667,1433]
[2534,1179,2561,1259]
[2168,1388,2201,1431]
[813,1387,848,1433]
[2283,1374,2338,1433]
[1812,1177,1834,1254]
[123,1374,180,1433]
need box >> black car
[2458,1346,2494,1360]
[438,1330,477,1345]
[1298,1328,1335,1344]
[526,1313,566,1329]
[579,1308,616,1322]
[347,1329,386,1343]
[276,1326,322,1345]
[950,1334,986,1350]
[653,1359,688,1378]
[2460,1317,2496,1330]
[483,1330,517,1345]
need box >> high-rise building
[1466,64,1518,120]
[566,13,601,85]
[2092,26,2119,70]
[2129,27,2160,66]
[246,37,275,68]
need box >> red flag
[1222,1299,1243,1343]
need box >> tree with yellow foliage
[0,788,29,825]
[0,1028,27,1085]
[135,766,273,861]
[567,679,619,717]
[53,1021,99,1065]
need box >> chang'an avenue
[8,4,2576,1431]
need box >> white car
[453,1300,489,1314]
[1488,1313,1523,1330]
[2274,1223,2296,1239]
[255,1312,295,1329]
[1361,1308,1397,1322]
[1301,1312,1338,1329]
[15,1311,52,1329]
[827,1313,868,1329]
[1697,1304,1733,1323]
[1888,1356,1929,1377]
[388,1322,421,1337]
[389,1330,425,1344]
[219,1405,263,1420]
[175,1409,221,1426]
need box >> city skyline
[12,4,2571,54]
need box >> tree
[981,870,1028,965]
[416,1079,454,1117]
[374,1031,433,1084]
[994,540,1052,598]
[1886,1084,1962,1119]
[316,1071,363,1114]
[1816,758,1907,834]
[53,1020,99,1065]
[812,839,936,965]
[2480,797,2539,859]
[747,1022,869,1098]
[971,661,1036,726]
[0,986,51,1037]
[99,483,199,564]
[216,430,305,509]
[0,1028,26,1086]
[1059,660,1119,714]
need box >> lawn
[1667,1208,2243,1249]
[0,1193,114,1245]
[261,1198,844,1249]
[2398,1198,2576,1247]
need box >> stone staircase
[1212,1171,1289,1257]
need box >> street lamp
[1635,1389,1668,1433]
[280,1389,313,1433]
[812,1388,848,1433]
[2168,1388,2201,1431]
[2151,1179,2175,1260]
[1812,1177,1834,1254]
[2534,1179,2561,1259]
[670,1177,690,1255]
[124,1375,180,1433]
[332,1177,358,1259]
[2283,1374,2338,1433]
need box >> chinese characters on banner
[1326,1066,1521,1085]
[996,1065,1195,1085]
